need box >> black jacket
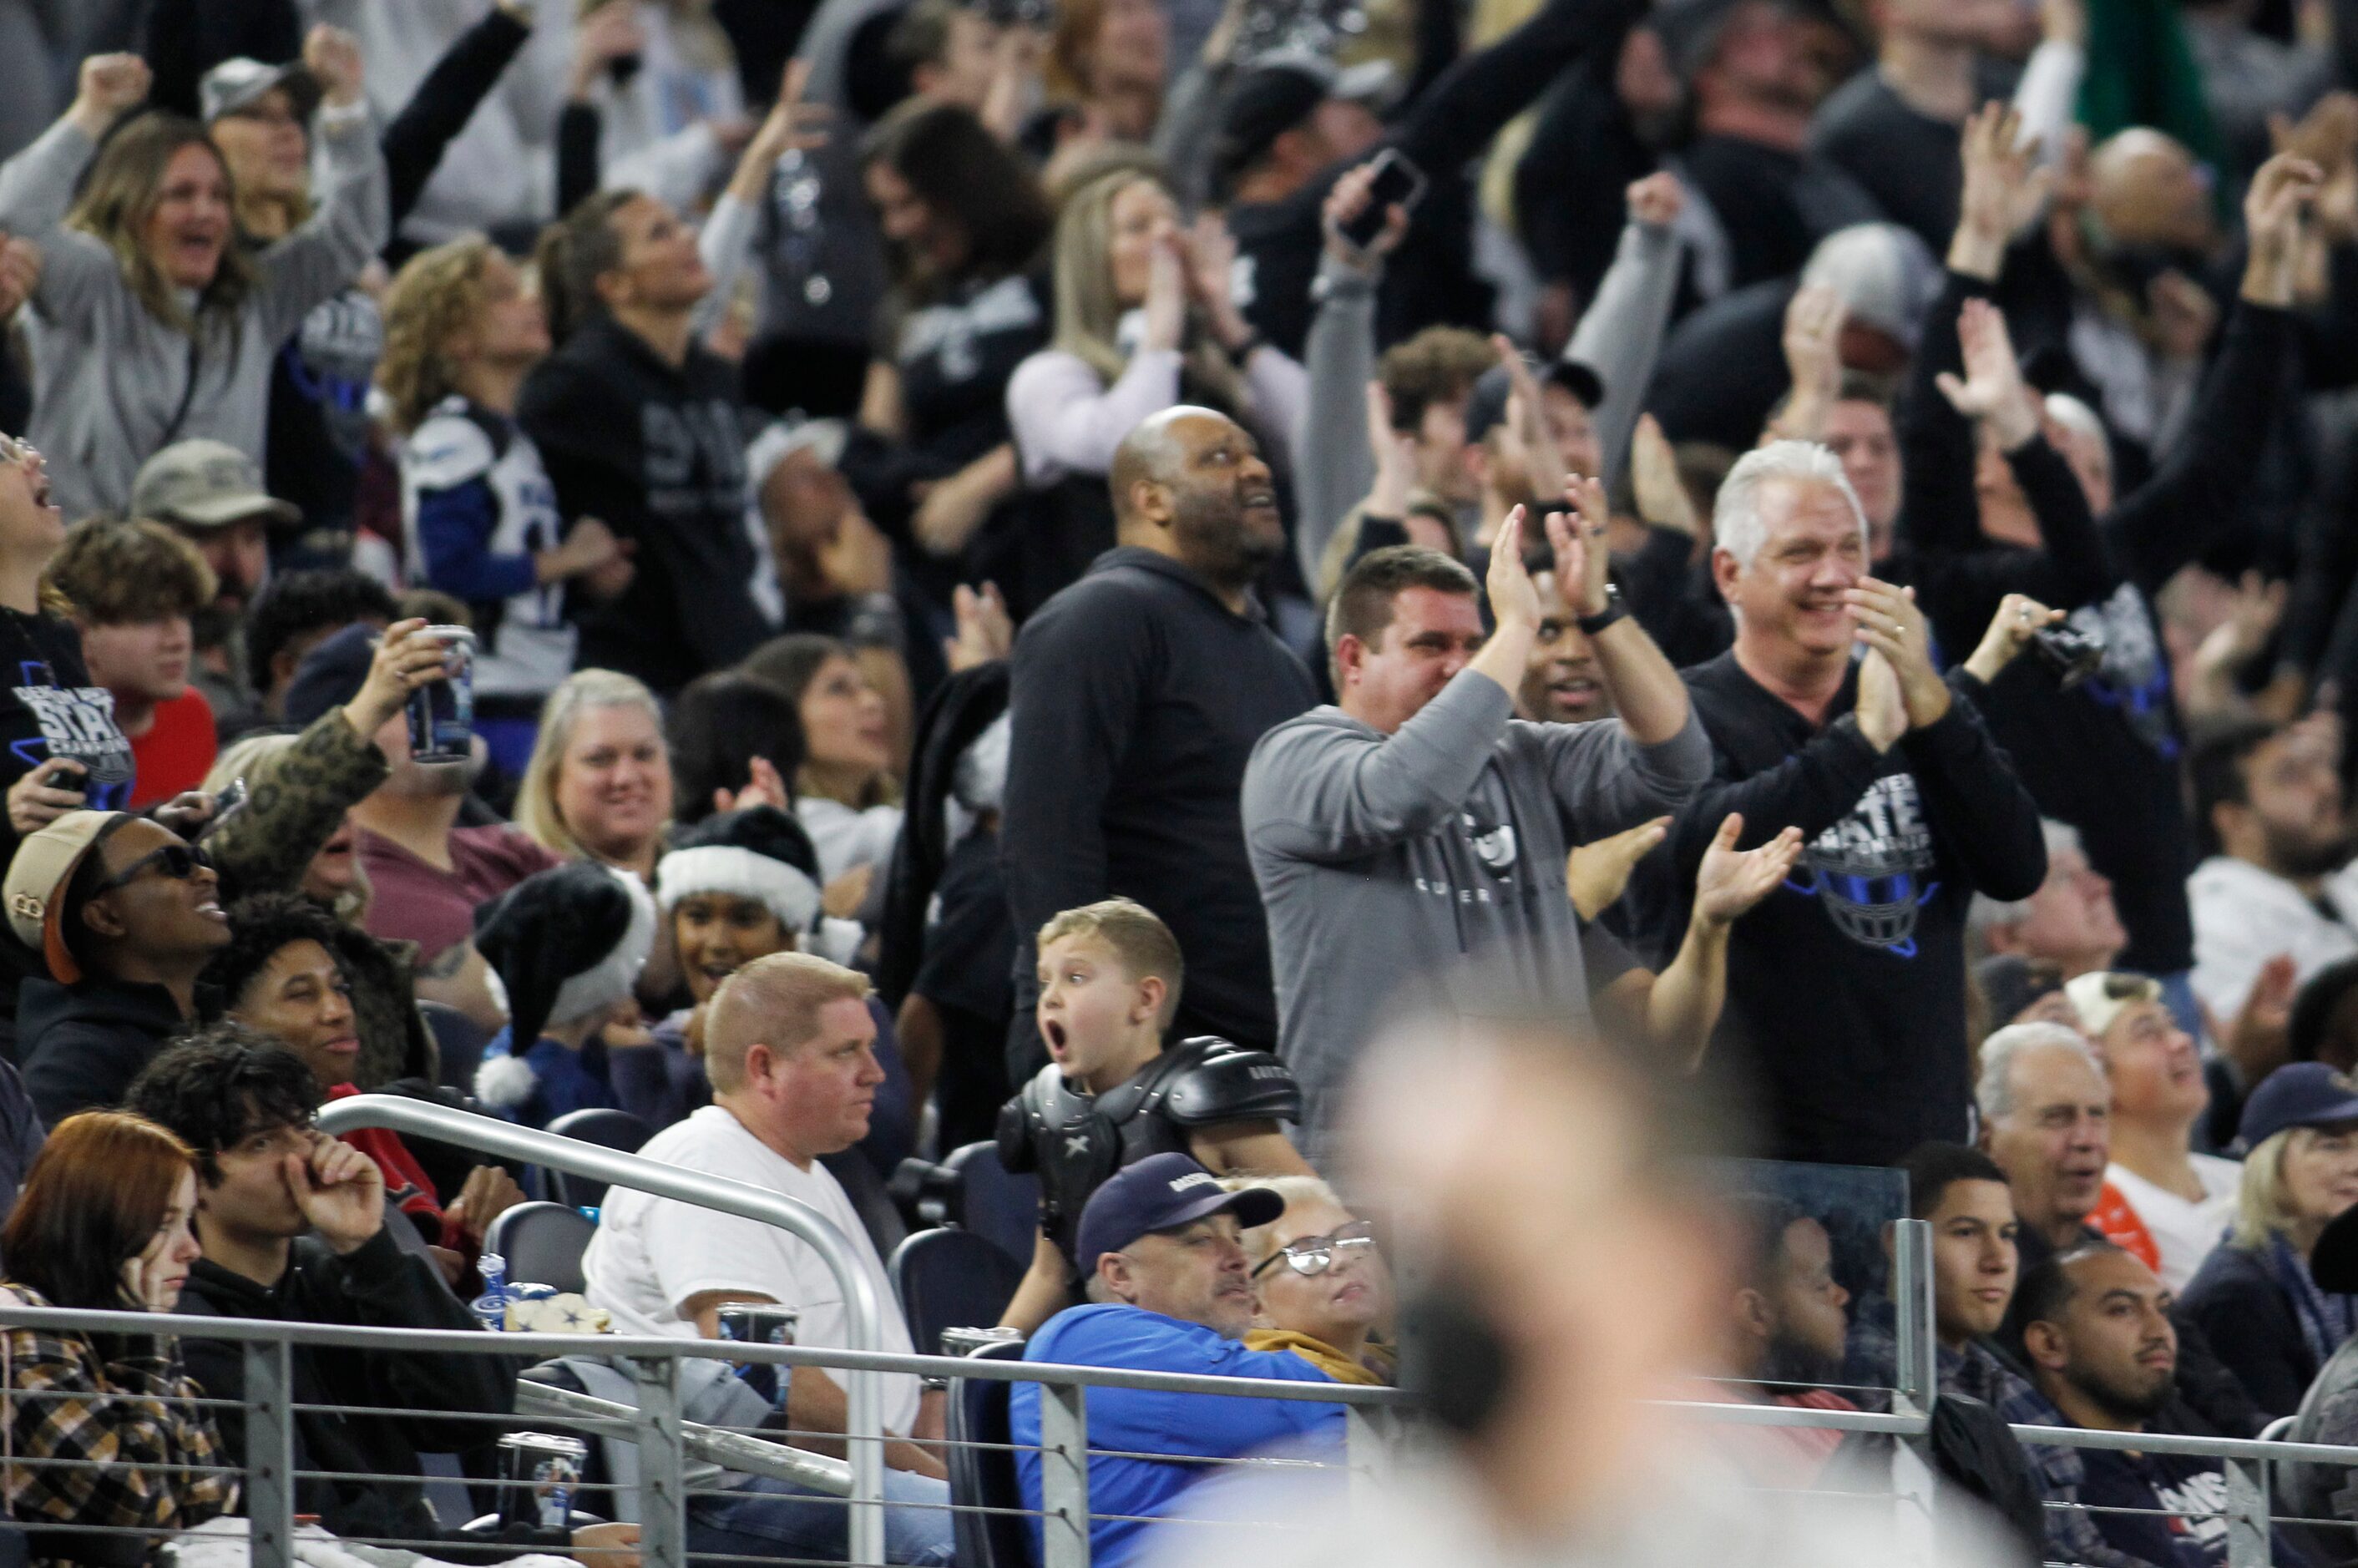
[19,978,191,1126]
[1000,548,1316,1073]
[1900,268,2300,977]
[1658,655,2046,1165]
[175,1228,519,1543]
[2179,1240,2320,1422]
[518,316,774,694]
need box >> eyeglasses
[1251,1220,1378,1281]
[94,841,215,894]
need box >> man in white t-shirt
[2067,971,2238,1292]
[584,953,950,1565]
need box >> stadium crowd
[0,0,2356,1560]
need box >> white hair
[1711,439,1869,572]
[1976,1020,2106,1125]
[1970,819,2085,934]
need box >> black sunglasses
[93,841,214,894]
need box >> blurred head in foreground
[1343,1010,1741,1541]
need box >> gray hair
[1970,819,2086,935]
[1711,439,1868,572]
[1976,1020,2106,1124]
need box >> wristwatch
[1576,584,1627,636]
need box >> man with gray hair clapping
[1654,438,2047,1166]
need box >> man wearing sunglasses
[1009,1153,1349,1568]
[8,810,232,1123]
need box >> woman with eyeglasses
[1225,1174,1394,1384]
[0,1110,235,1558]
[0,41,386,525]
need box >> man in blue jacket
[1010,1154,1344,1567]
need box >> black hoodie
[517,314,774,694]
[175,1227,519,1545]
[18,978,190,1125]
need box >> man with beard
[2188,718,2358,1029]
[2016,1246,2243,1566]
[1723,1195,1855,1479]
[132,440,301,726]
[1245,493,1712,1160]
[1001,408,1317,1076]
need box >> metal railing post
[1891,1218,1935,1419]
[628,1353,686,1568]
[243,1339,294,1568]
[1036,1381,1090,1568]
[313,1094,888,1565]
[2225,1456,2273,1567]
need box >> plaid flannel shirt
[1849,1296,2157,1567]
[2,1292,237,1552]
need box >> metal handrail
[312,1093,889,1564]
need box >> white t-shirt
[2188,855,2358,1020]
[582,1104,921,1431]
[2102,1154,2240,1292]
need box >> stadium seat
[948,1337,1031,1568]
[421,1001,493,1095]
[944,1141,1038,1267]
[820,1150,909,1259]
[484,1201,597,1294]
[887,1227,1025,1354]
[542,1108,654,1209]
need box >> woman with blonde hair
[1004,164,1303,606]
[0,40,386,523]
[2181,1063,2358,1417]
[1224,1173,1394,1384]
[379,235,630,774]
[515,669,676,885]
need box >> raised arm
[256,27,389,343]
[2101,152,2317,594]
[1292,162,1406,584]
[1566,172,1684,495]
[0,54,146,243]
[380,0,533,231]
[1389,0,1645,194]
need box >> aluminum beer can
[716,1305,799,1409]
[497,1431,589,1530]
[406,625,476,763]
[940,1325,1025,1357]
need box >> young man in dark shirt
[124,1031,595,1552]
[1000,407,1318,1074]
[2015,1244,2239,1567]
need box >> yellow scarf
[1245,1328,1395,1386]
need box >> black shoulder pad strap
[994,1071,1051,1174]
[1159,1036,1302,1127]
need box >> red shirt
[127,688,217,809]
[356,822,565,962]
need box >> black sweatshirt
[1898,268,2300,976]
[1000,548,1317,1072]
[175,1228,519,1545]
[1227,0,1644,357]
[518,315,775,694]
[18,978,190,1126]
[1662,655,2046,1166]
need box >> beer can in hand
[716,1304,799,1410]
[496,1431,589,1531]
[407,625,476,763]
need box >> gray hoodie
[0,109,388,522]
[1242,671,1710,1163]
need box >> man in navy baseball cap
[1009,1153,1340,1565]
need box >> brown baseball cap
[4,812,130,984]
